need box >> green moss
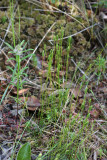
[28,18,35,26]
[64,22,73,36]
[0,31,5,38]
[35,14,46,24]
[20,21,26,30]
[27,27,36,37]
[36,26,45,37]
[20,34,28,41]
[0,22,8,30]
[1,16,7,24]
[0,0,10,6]
[0,11,6,20]
[31,11,39,18]
[21,3,29,9]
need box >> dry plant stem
[93,134,105,143]
[0,2,18,49]
[0,22,11,49]
[0,49,15,67]
[26,0,86,27]
[49,22,99,44]
[94,32,106,51]
[94,150,98,160]
[71,58,89,79]
[25,78,41,89]
[57,90,70,123]
[0,7,10,9]
[65,0,88,18]
[49,89,66,96]
[34,8,65,13]
[0,68,9,73]
[24,22,56,68]
[97,122,107,133]
[16,103,18,125]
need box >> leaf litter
[0,0,107,159]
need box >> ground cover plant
[0,0,107,160]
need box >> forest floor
[0,0,107,160]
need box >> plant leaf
[22,49,34,52]
[7,57,16,61]
[7,66,14,72]
[19,67,28,74]
[22,41,27,49]
[5,42,14,50]
[0,85,9,105]
[21,54,32,61]
[20,80,27,85]
[20,40,25,46]
[17,142,31,160]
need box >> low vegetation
[0,0,106,160]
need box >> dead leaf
[69,66,75,72]
[42,61,48,68]
[61,81,75,89]
[87,10,93,18]
[19,96,41,111]
[94,103,100,109]
[0,105,3,111]
[64,118,70,124]
[39,69,48,77]
[20,96,41,111]
[19,97,28,103]
[59,71,66,76]
[27,96,40,106]
[90,109,100,118]
[99,87,107,94]
[27,106,38,111]
[79,98,84,104]
[70,88,82,98]
[13,88,29,95]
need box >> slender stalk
[16,54,20,124]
